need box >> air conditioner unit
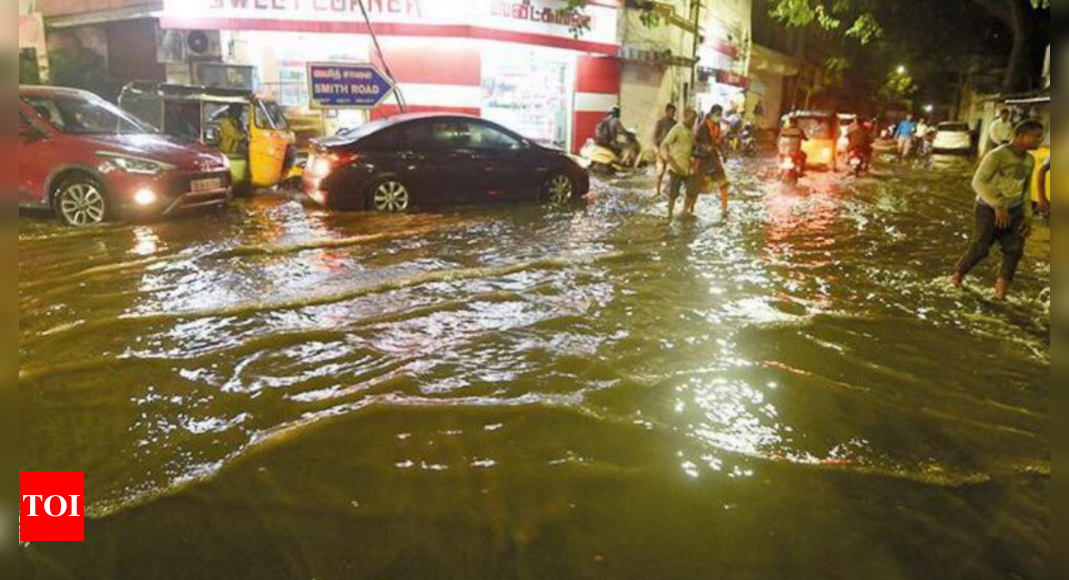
[157,30,222,64]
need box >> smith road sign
[307,63,396,110]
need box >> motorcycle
[847,147,867,177]
[779,153,804,184]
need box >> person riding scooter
[595,106,639,167]
[846,118,874,172]
[778,118,808,175]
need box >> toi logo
[20,472,85,542]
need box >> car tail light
[308,151,359,178]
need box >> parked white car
[932,122,974,153]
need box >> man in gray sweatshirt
[952,120,1046,300]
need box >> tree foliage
[766,0,883,44]
[768,0,1050,94]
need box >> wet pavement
[19,155,1049,579]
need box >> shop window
[482,48,573,150]
[278,64,307,108]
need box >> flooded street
[20,156,1049,579]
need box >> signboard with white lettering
[161,0,620,54]
[307,63,396,109]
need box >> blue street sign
[307,63,396,110]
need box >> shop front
[19,12,49,83]
[160,0,623,152]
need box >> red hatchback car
[18,86,232,227]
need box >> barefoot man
[660,108,698,221]
[952,120,1046,300]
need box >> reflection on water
[20,158,1049,579]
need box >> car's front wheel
[54,177,110,227]
[369,179,411,213]
[544,174,575,206]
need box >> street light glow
[897,65,908,75]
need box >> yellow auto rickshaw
[1031,145,1050,206]
[786,111,841,169]
[120,82,301,191]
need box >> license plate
[191,178,223,194]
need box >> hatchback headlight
[97,152,176,176]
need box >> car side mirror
[19,124,41,140]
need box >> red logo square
[20,472,85,542]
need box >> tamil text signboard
[160,0,620,55]
[307,63,396,109]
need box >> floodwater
[19,156,1049,579]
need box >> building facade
[31,0,774,152]
[159,0,622,152]
[35,0,164,98]
[618,0,755,147]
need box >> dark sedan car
[303,114,590,212]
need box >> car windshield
[23,92,155,136]
[939,123,970,132]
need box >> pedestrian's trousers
[667,171,697,201]
[955,203,1027,282]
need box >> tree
[765,0,1049,93]
[966,0,1050,92]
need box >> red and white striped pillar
[573,55,621,153]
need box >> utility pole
[690,0,703,90]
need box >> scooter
[579,132,641,175]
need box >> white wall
[619,1,697,153]
[752,69,785,130]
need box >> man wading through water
[659,108,698,221]
[952,120,1046,300]
[653,103,679,197]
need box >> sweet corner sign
[307,63,396,110]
